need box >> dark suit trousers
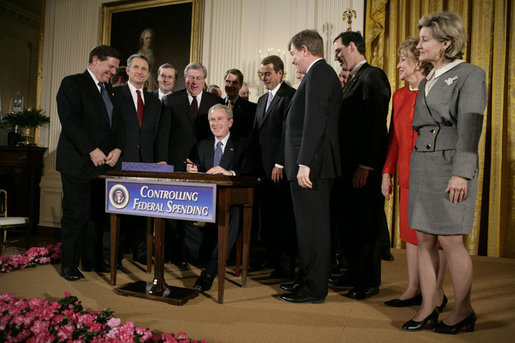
[258,179,296,272]
[182,206,241,275]
[290,179,333,298]
[343,170,383,288]
[60,174,105,269]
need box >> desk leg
[217,188,231,304]
[149,218,168,294]
[146,217,153,273]
[110,214,120,285]
[242,203,253,287]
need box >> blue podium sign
[105,178,217,222]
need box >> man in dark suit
[254,55,296,278]
[56,45,124,281]
[115,54,162,164]
[110,53,162,263]
[332,31,391,299]
[280,30,343,304]
[223,69,256,137]
[153,63,177,101]
[184,104,255,291]
[156,62,223,171]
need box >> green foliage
[1,108,50,127]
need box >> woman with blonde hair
[402,12,486,334]
[382,38,447,311]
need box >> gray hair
[127,54,151,69]
[418,12,465,60]
[208,103,233,120]
[288,29,324,57]
[184,62,207,79]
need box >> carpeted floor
[1,246,514,343]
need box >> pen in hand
[184,158,198,173]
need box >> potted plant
[0,108,49,145]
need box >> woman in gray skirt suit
[401,12,486,334]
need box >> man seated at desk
[185,103,255,291]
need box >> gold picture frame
[101,0,203,89]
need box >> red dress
[382,86,418,245]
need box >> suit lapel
[219,136,234,170]
[255,94,267,129]
[342,63,368,99]
[84,71,111,127]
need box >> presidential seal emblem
[109,184,129,209]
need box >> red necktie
[136,89,144,127]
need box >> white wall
[38,0,364,227]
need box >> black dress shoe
[345,286,379,299]
[384,293,422,307]
[433,312,476,334]
[280,292,325,304]
[280,281,301,292]
[437,294,448,313]
[193,272,215,291]
[329,273,354,287]
[61,267,85,281]
[381,250,395,261]
[402,308,439,331]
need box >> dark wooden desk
[103,170,259,304]
[0,146,46,232]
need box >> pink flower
[107,317,121,328]
[56,324,74,340]
[177,331,187,339]
[64,291,71,297]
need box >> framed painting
[101,0,203,90]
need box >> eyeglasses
[186,75,205,82]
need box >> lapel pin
[444,76,458,85]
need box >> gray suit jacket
[412,62,486,179]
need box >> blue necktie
[265,91,273,112]
[98,82,113,126]
[213,141,223,167]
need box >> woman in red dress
[382,38,447,308]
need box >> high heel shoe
[433,312,476,334]
[402,308,439,331]
[436,294,448,312]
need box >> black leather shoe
[346,286,379,299]
[433,312,476,334]
[437,294,448,313]
[402,308,439,331]
[381,250,395,261]
[384,293,422,307]
[329,273,354,287]
[193,272,215,291]
[280,281,301,292]
[61,267,85,281]
[280,293,325,304]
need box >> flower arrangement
[0,292,206,342]
[0,243,62,273]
